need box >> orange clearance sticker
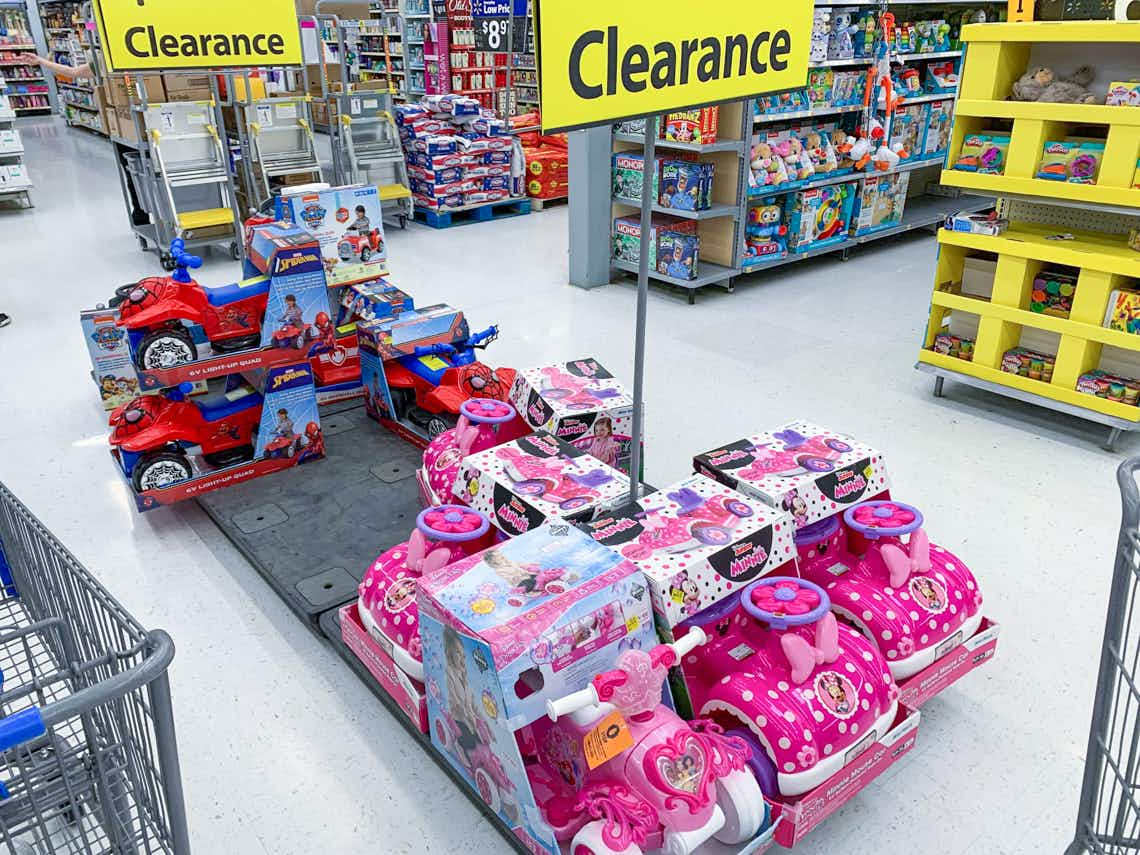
[584,710,633,769]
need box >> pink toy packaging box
[454,431,632,537]
[580,474,796,629]
[339,603,429,732]
[418,525,657,855]
[508,358,641,476]
[693,420,891,530]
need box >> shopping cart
[1068,457,1140,855]
[0,482,190,854]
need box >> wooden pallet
[529,195,568,212]
[414,197,531,229]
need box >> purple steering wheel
[742,577,831,631]
[460,398,516,425]
[417,505,491,542]
[844,500,924,539]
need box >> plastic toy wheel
[796,455,835,473]
[825,438,853,453]
[460,399,515,425]
[844,501,924,539]
[513,479,548,498]
[724,728,780,800]
[559,496,591,511]
[360,246,372,262]
[434,718,454,752]
[293,334,306,350]
[137,328,196,371]
[724,499,754,518]
[473,768,500,812]
[571,820,643,855]
[543,579,569,595]
[742,577,831,630]
[132,452,193,493]
[417,505,490,542]
[426,416,452,440]
[693,524,733,546]
[714,768,767,844]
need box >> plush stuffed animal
[1011,66,1097,104]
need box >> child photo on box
[586,415,619,469]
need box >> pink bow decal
[407,530,450,577]
[880,528,930,588]
[455,415,478,458]
[781,613,840,685]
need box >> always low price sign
[535,0,814,133]
[94,0,303,73]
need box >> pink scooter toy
[538,365,624,412]
[737,428,853,479]
[795,500,984,680]
[422,399,523,504]
[497,446,616,512]
[358,505,495,679]
[523,628,768,854]
[676,577,898,798]
[622,486,755,560]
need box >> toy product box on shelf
[580,474,796,629]
[1078,370,1140,406]
[339,603,428,731]
[663,107,718,144]
[336,280,415,327]
[418,525,657,855]
[1105,290,1140,335]
[853,172,910,236]
[1000,347,1056,381]
[785,182,857,252]
[658,160,714,212]
[923,100,954,159]
[276,185,387,287]
[455,431,631,536]
[508,358,638,475]
[693,421,891,530]
[611,151,661,202]
[1030,268,1078,318]
[896,618,1000,709]
[108,362,325,513]
[81,307,141,411]
[934,333,975,360]
[611,214,697,269]
[1107,81,1140,106]
[890,102,928,158]
[657,230,700,280]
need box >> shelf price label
[93,0,303,72]
[535,0,813,133]
[475,17,510,51]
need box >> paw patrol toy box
[418,524,656,855]
[455,432,631,537]
[694,421,890,530]
[509,358,639,475]
[276,184,388,288]
[336,280,415,327]
[580,474,795,629]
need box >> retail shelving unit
[363,0,406,99]
[0,2,49,116]
[40,0,104,134]
[917,21,1140,449]
[0,74,32,207]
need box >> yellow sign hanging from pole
[93,0,304,73]
[534,0,815,133]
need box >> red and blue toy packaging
[508,359,639,475]
[276,184,388,288]
[784,183,857,253]
[418,524,657,855]
[336,280,415,327]
[656,231,700,281]
[693,420,891,530]
[454,431,631,536]
[663,106,719,144]
[658,160,714,212]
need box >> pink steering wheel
[844,501,924,539]
[460,398,516,425]
[417,505,491,542]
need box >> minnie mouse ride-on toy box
[672,577,920,847]
[418,525,658,855]
[694,420,891,531]
[509,358,640,476]
[454,431,631,538]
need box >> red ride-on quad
[108,383,263,493]
[114,239,271,372]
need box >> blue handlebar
[0,707,44,753]
[169,239,203,284]
[469,326,499,348]
[413,343,458,358]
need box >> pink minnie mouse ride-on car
[496,446,616,512]
[622,486,755,561]
[522,629,768,855]
[795,500,984,680]
[357,505,495,680]
[737,428,854,479]
[676,577,899,799]
[422,399,524,504]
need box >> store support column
[568,125,613,290]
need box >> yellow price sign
[535,0,814,133]
[93,0,303,73]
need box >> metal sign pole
[628,116,654,502]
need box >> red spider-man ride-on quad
[108,382,263,493]
[385,325,517,440]
[112,240,272,372]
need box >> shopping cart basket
[1068,458,1140,855]
[0,482,190,854]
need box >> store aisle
[0,117,1125,854]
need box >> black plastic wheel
[360,246,372,263]
[136,327,196,371]
[132,451,193,493]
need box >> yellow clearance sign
[94,0,303,73]
[535,0,814,133]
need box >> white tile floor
[0,116,1128,854]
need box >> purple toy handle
[417,505,491,542]
[741,577,831,630]
[843,500,924,539]
[460,398,516,425]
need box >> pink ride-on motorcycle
[522,629,769,855]
[497,446,616,512]
[357,505,496,680]
[737,428,854,479]
[795,500,984,680]
[622,486,755,561]
[676,577,899,799]
[423,399,523,504]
